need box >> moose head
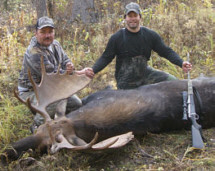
[1,56,133,163]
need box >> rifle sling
[186,86,206,142]
[182,87,204,125]
[193,86,205,123]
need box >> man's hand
[66,62,75,74]
[182,61,192,73]
[75,68,95,79]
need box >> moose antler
[13,56,134,154]
[50,132,99,153]
[15,56,91,121]
[92,132,134,150]
[50,131,134,153]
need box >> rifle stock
[191,117,204,149]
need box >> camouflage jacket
[18,36,71,91]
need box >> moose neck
[67,77,215,142]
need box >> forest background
[0,0,215,170]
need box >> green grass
[0,93,32,147]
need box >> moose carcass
[1,60,215,162]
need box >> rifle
[182,53,204,149]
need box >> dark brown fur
[2,77,215,162]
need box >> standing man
[85,2,192,89]
[18,16,83,132]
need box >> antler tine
[92,137,119,150]
[92,132,134,150]
[37,55,46,102]
[56,62,61,75]
[26,98,51,121]
[26,56,51,121]
[27,69,39,104]
[73,132,99,150]
[50,132,99,153]
[14,88,36,115]
[14,85,50,121]
[14,88,27,105]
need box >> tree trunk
[120,0,133,7]
[213,28,215,57]
[47,0,55,19]
[33,0,48,19]
[3,0,8,10]
[71,0,98,23]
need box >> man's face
[36,27,55,47]
[125,11,141,32]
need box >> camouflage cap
[37,16,54,30]
[125,2,141,15]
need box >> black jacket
[92,26,183,79]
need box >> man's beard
[127,22,139,30]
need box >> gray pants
[19,91,82,126]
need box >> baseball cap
[125,2,141,15]
[36,16,54,30]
